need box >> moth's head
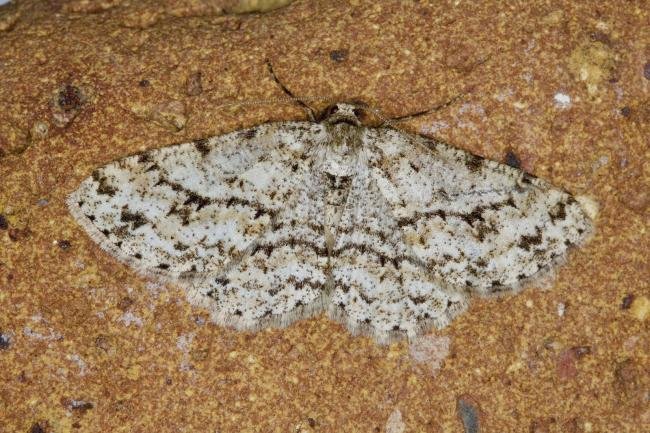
[318,101,369,126]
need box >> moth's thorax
[318,123,364,178]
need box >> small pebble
[0,332,10,349]
[330,49,349,62]
[57,239,71,250]
[621,294,634,309]
[457,395,480,433]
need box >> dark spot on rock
[457,395,481,433]
[589,31,611,44]
[234,309,242,316]
[409,161,420,172]
[0,214,7,230]
[57,85,84,112]
[0,332,10,350]
[63,398,94,413]
[194,139,210,156]
[517,273,527,280]
[644,62,650,80]
[29,421,48,433]
[392,325,400,331]
[329,49,348,62]
[253,209,265,219]
[571,346,591,358]
[518,227,543,251]
[530,418,556,433]
[621,293,634,309]
[307,418,317,428]
[614,358,642,396]
[137,153,152,163]
[521,173,534,184]
[620,106,631,117]
[157,263,170,270]
[117,297,134,311]
[57,239,71,250]
[139,79,150,87]
[133,253,142,259]
[504,150,521,169]
[8,227,31,242]
[145,164,159,172]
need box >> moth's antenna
[265,59,317,121]
[377,94,465,127]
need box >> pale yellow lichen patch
[0,10,20,32]
[629,296,649,321]
[126,364,142,380]
[226,0,294,14]
[568,41,618,98]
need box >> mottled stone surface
[1,1,648,432]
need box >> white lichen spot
[408,334,451,375]
[419,120,449,135]
[554,92,572,109]
[23,316,62,342]
[67,353,88,376]
[557,302,566,317]
[493,88,514,102]
[385,408,405,433]
[118,312,143,327]
[176,332,196,372]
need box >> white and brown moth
[68,102,593,344]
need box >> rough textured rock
[0,1,648,432]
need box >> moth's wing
[68,122,329,281]
[187,171,330,330]
[328,168,468,344]
[366,128,593,296]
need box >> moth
[68,102,593,344]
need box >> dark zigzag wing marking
[365,127,593,295]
